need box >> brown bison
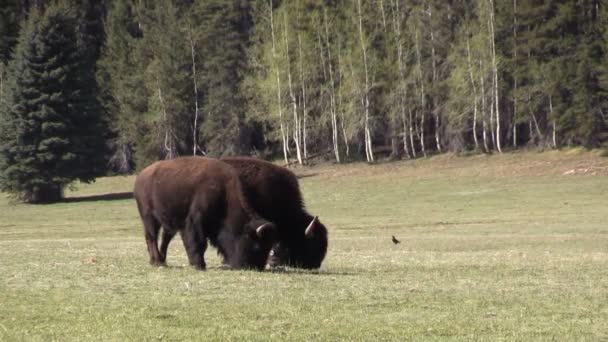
[221,157,328,269]
[133,157,277,270]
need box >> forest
[0,0,607,201]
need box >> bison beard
[134,157,277,270]
[221,157,328,269]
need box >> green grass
[1,150,607,341]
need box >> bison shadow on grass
[63,192,133,203]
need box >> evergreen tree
[97,0,147,172]
[0,4,106,203]
[0,0,21,107]
[564,2,607,147]
[88,0,608,163]
[0,0,21,63]
[195,0,252,156]
[137,0,193,165]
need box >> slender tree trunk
[157,80,174,159]
[428,6,441,153]
[512,0,518,148]
[409,108,417,158]
[401,112,410,158]
[298,34,308,160]
[414,109,425,157]
[339,52,350,157]
[283,13,302,165]
[414,29,426,157]
[490,94,496,150]
[488,0,502,152]
[527,94,543,143]
[379,0,387,31]
[348,57,362,158]
[269,1,288,164]
[324,9,340,163]
[550,94,556,148]
[390,0,410,159]
[317,28,327,81]
[466,38,479,149]
[480,60,489,153]
[188,24,201,156]
[357,0,374,162]
[0,67,4,103]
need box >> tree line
[0,0,607,201]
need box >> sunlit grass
[1,150,607,340]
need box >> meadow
[1,150,607,341]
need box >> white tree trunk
[527,94,543,143]
[480,60,489,153]
[391,0,411,159]
[466,38,479,149]
[157,80,174,160]
[324,9,340,163]
[189,24,202,156]
[488,0,502,153]
[269,1,288,164]
[428,5,441,153]
[358,0,374,162]
[490,93,496,150]
[339,53,350,157]
[298,34,308,160]
[283,13,302,165]
[409,108,417,158]
[550,94,556,148]
[379,0,387,31]
[414,29,426,157]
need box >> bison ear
[256,222,276,240]
[304,216,319,238]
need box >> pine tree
[0,0,21,64]
[97,0,147,172]
[564,2,607,147]
[0,4,106,203]
[195,0,252,156]
[138,0,194,164]
[0,0,21,107]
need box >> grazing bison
[221,157,328,269]
[133,157,277,270]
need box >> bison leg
[159,229,177,264]
[142,216,163,266]
[181,213,207,270]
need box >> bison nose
[265,250,280,269]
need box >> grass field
[1,150,607,341]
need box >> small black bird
[392,235,401,244]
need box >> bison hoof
[193,263,206,271]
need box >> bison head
[231,220,278,270]
[268,216,328,269]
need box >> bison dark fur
[133,157,277,271]
[221,157,328,269]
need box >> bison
[133,157,277,271]
[221,157,328,269]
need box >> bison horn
[304,216,318,238]
[256,223,273,237]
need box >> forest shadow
[265,267,356,276]
[151,264,355,276]
[296,173,318,179]
[63,192,133,203]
